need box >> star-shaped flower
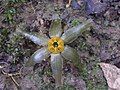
[16,19,92,87]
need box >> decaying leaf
[99,63,120,90]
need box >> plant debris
[0,0,119,89]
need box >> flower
[48,37,64,54]
[16,19,92,87]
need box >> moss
[71,19,80,26]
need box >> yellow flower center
[48,37,64,54]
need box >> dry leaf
[99,63,120,90]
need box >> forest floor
[0,0,120,90]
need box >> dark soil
[0,0,119,90]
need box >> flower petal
[32,47,50,63]
[51,54,63,87]
[61,45,79,62]
[16,24,48,46]
[61,19,92,44]
[49,19,63,37]
[26,47,50,67]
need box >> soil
[0,0,119,90]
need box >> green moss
[71,19,80,26]
[3,0,26,24]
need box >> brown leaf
[99,63,120,90]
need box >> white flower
[16,19,92,87]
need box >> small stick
[1,69,22,87]
[11,76,19,87]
